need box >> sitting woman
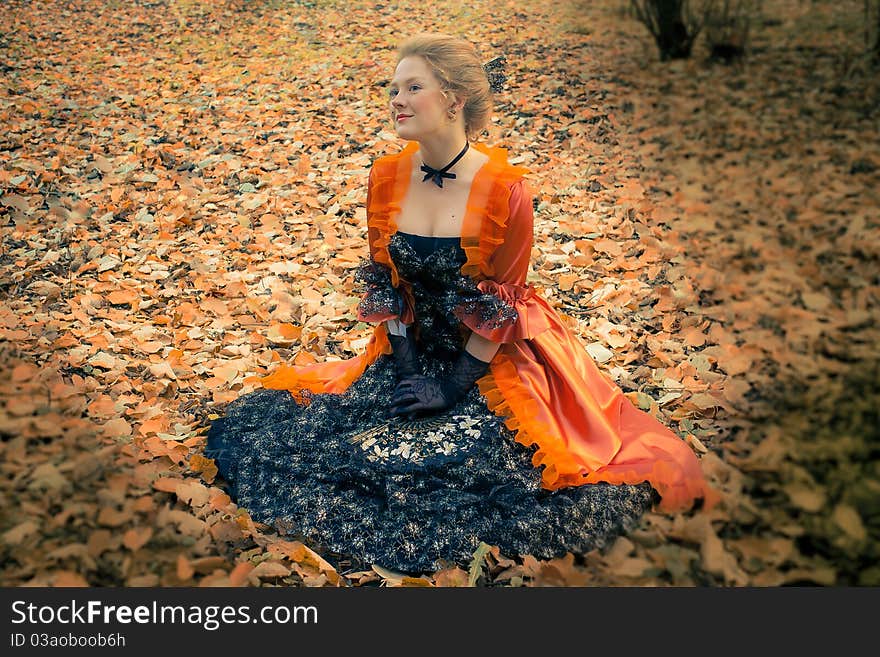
[206,33,718,573]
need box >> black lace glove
[387,330,420,380]
[388,350,490,417]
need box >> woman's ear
[446,92,465,113]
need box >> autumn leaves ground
[1,0,877,586]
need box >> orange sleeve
[356,165,415,324]
[365,166,381,261]
[456,179,552,343]
[488,178,533,285]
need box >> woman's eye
[388,85,419,99]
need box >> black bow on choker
[420,142,469,188]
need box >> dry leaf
[250,561,292,580]
[122,527,153,551]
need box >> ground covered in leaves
[1,0,877,587]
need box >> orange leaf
[107,289,138,305]
[229,562,255,587]
[190,454,218,483]
[122,527,153,551]
[681,326,707,347]
[209,490,232,510]
[251,561,292,579]
[152,476,183,493]
[11,363,39,382]
[177,554,195,581]
[432,567,469,587]
[87,395,118,418]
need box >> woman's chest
[395,174,474,238]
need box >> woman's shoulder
[471,142,531,192]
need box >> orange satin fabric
[259,141,719,513]
[258,324,391,405]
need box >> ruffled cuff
[355,258,400,323]
[455,280,553,343]
[451,284,518,334]
[355,258,415,324]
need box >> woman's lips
[396,114,412,122]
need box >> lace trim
[354,258,400,322]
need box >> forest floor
[1,0,877,587]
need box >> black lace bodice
[356,232,517,360]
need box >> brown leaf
[530,554,591,586]
[2,521,40,546]
[96,505,132,527]
[28,463,70,493]
[175,479,211,508]
[432,566,469,587]
[152,476,183,493]
[783,483,827,513]
[166,509,207,537]
[189,454,218,484]
[122,527,153,551]
[251,561,292,579]
[177,554,195,581]
[107,289,139,305]
[190,557,229,574]
[611,557,653,579]
[229,562,255,587]
[831,504,867,542]
[401,576,434,587]
[268,540,340,585]
[50,571,90,587]
[86,529,116,557]
[371,563,408,586]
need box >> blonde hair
[396,33,492,141]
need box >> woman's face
[389,56,452,141]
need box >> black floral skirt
[205,353,656,573]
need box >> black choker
[420,142,469,188]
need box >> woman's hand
[387,350,491,418]
[388,375,451,418]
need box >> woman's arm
[454,177,552,344]
[461,180,529,360]
[465,331,500,362]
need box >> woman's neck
[416,130,470,171]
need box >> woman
[206,33,718,573]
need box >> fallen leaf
[783,484,827,513]
[250,561,292,579]
[432,566,470,587]
[122,527,153,551]
[831,504,867,542]
[2,521,40,546]
[177,554,195,581]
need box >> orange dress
[259,141,719,513]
